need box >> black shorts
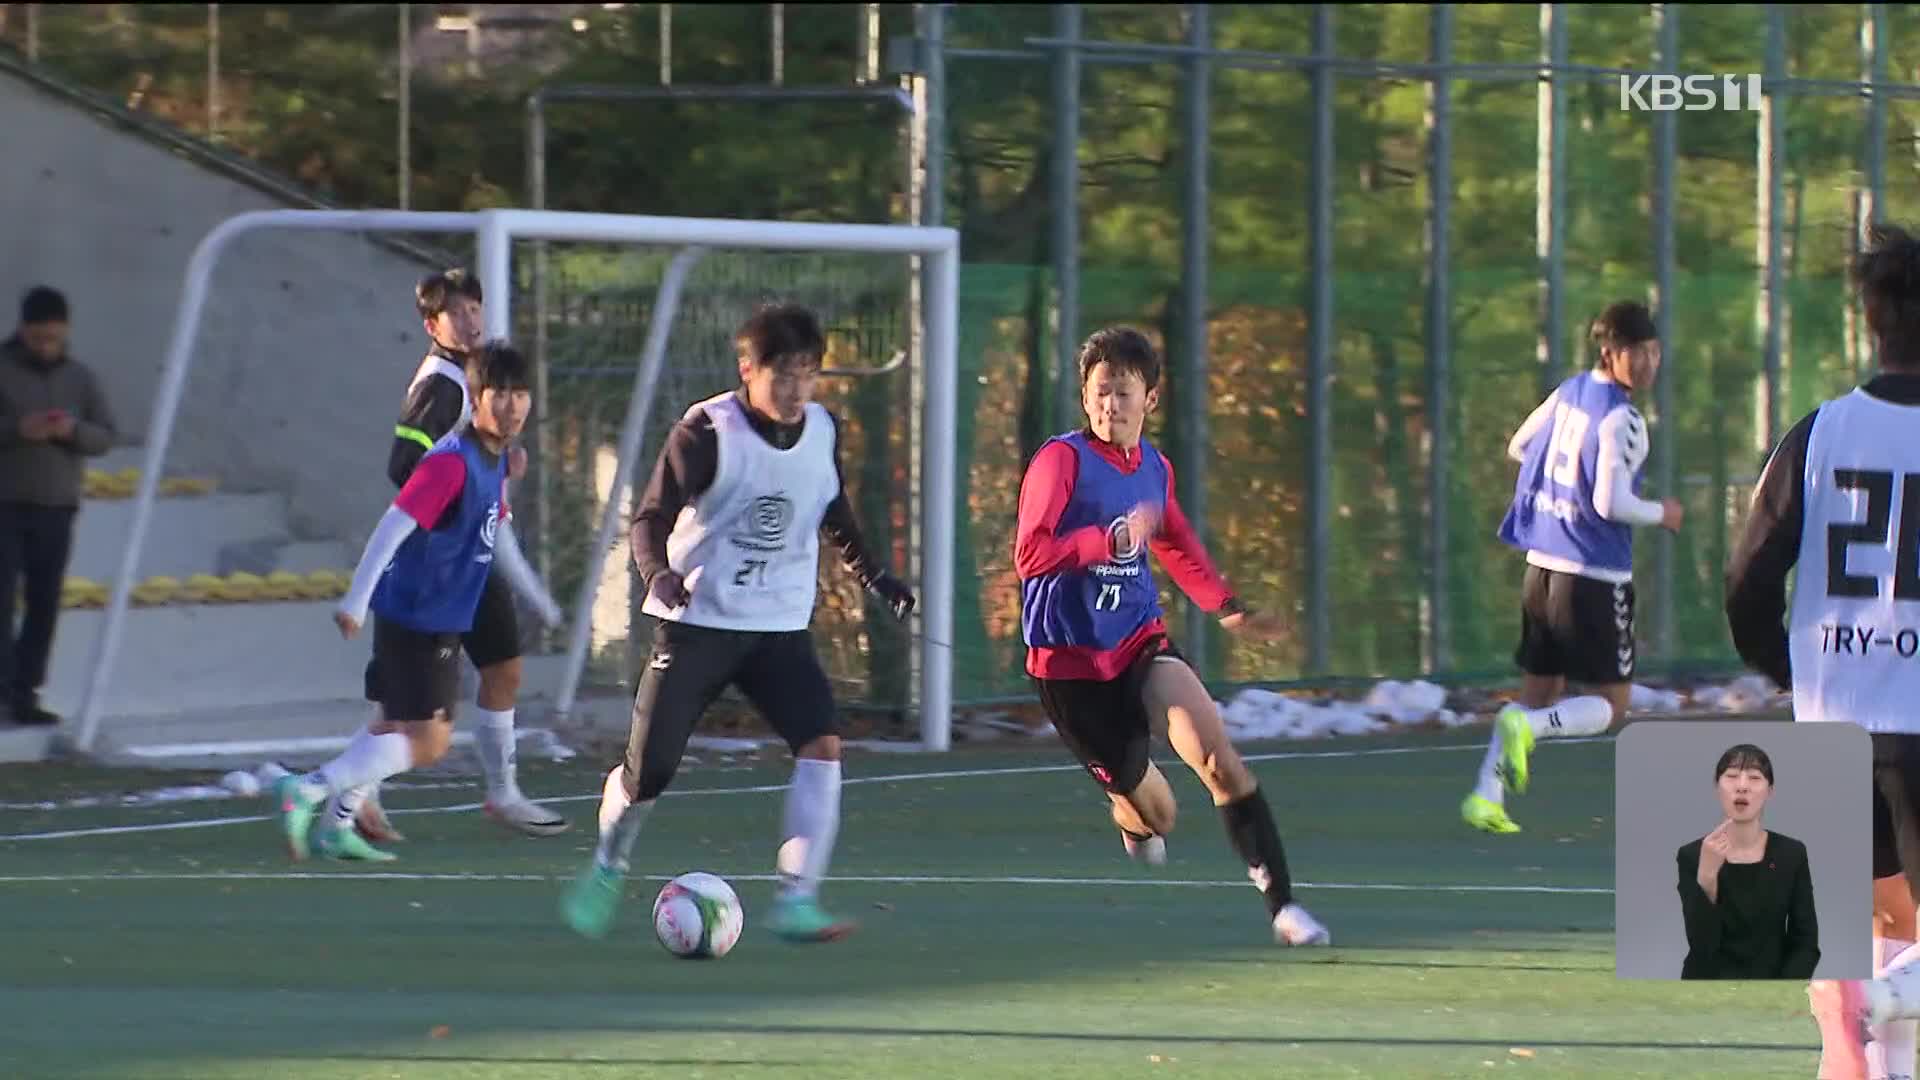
[1032,634,1183,797]
[364,615,463,724]
[1514,564,1636,685]
[461,570,521,670]
[1873,733,1920,890]
[623,620,839,798]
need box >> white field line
[0,870,1612,895]
[0,736,1612,843]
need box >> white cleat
[1123,832,1167,866]
[484,794,570,837]
[1274,902,1332,947]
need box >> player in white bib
[1463,302,1685,834]
[1727,225,1920,1080]
[558,303,916,944]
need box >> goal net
[66,209,958,758]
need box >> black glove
[869,572,917,621]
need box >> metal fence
[11,3,1920,713]
[916,3,1920,702]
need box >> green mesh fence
[947,265,1865,704]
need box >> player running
[1015,326,1330,947]
[1727,224,1920,1080]
[344,269,567,848]
[1462,301,1685,835]
[273,342,535,861]
[559,303,916,944]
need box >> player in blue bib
[270,342,535,862]
[1462,302,1684,835]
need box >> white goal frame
[69,209,961,755]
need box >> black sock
[1119,826,1153,843]
[1219,786,1295,917]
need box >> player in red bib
[1017,327,1331,947]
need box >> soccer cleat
[768,895,858,943]
[1273,902,1332,947]
[1808,980,1872,1080]
[316,824,398,862]
[1123,831,1167,867]
[485,794,570,837]
[1494,704,1535,794]
[560,861,626,940]
[272,775,323,861]
[1461,793,1522,835]
[354,797,406,844]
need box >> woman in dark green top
[1676,744,1820,980]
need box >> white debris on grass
[6,678,1786,812]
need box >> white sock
[474,706,519,803]
[327,785,372,830]
[1473,730,1505,804]
[297,731,413,803]
[1525,695,1613,739]
[1879,941,1920,1079]
[776,759,842,901]
[593,765,653,872]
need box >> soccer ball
[652,872,744,959]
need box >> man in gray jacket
[0,287,116,725]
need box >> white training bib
[1788,389,1920,732]
[642,392,840,632]
[406,354,472,437]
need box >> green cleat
[768,894,857,943]
[273,775,323,861]
[1461,793,1522,835]
[560,861,626,940]
[1495,704,1536,795]
[315,823,397,862]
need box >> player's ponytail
[1853,224,1920,369]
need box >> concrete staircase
[3,448,362,762]
[0,448,625,765]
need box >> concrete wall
[0,62,446,549]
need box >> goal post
[68,208,961,757]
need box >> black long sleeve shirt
[629,390,888,590]
[1725,373,1920,691]
[386,346,469,489]
[1676,830,1820,980]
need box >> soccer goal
[67,208,960,756]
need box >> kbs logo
[1619,74,1761,112]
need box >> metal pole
[1179,4,1212,672]
[660,3,672,86]
[206,4,219,141]
[1425,5,1454,675]
[1052,4,1082,433]
[1652,4,1677,663]
[861,3,882,83]
[1537,3,1567,396]
[398,3,412,210]
[526,95,553,605]
[1758,6,1784,452]
[907,1,938,724]
[551,248,707,722]
[1307,5,1334,676]
[922,244,962,752]
[1864,4,1887,373]
[771,3,784,86]
[25,3,37,63]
